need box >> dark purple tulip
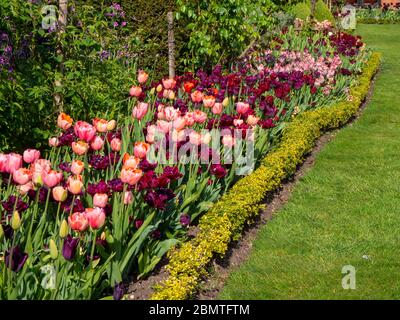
[62,235,79,261]
[5,246,28,272]
[113,283,125,300]
[180,214,191,227]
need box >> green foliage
[315,0,334,22]
[357,8,400,24]
[175,0,277,71]
[291,0,334,22]
[291,2,311,20]
[0,1,139,152]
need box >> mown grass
[219,24,400,300]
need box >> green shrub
[291,1,334,22]
[315,0,334,22]
[291,2,311,21]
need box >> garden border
[150,52,382,300]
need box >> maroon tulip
[62,235,80,261]
[5,245,28,272]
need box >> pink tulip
[18,181,33,195]
[129,86,142,97]
[71,160,84,175]
[67,175,83,195]
[123,191,133,205]
[110,138,122,152]
[163,89,175,100]
[138,70,149,84]
[222,135,236,147]
[189,131,202,146]
[13,168,32,185]
[246,115,259,126]
[42,170,63,188]
[162,78,176,90]
[74,121,97,142]
[134,142,150,159]
[171,129,186,143]
[52,186,68,202]
[157,120,172,134]
[0,154,8,173]
[212,103,223,115]
[90,136,104,151]
[93,193,108,208]
[92,118,108,133]
[48,137,59,147]
[236,102,250,115]
[193,110,207,124]
[234,119,244,127]
[173,117,186,131]
[107,120,117,131]
[203,95,216,108]
[123,154,140,170]
[23,149,40,164]
[57,113,73,130]
[201,132,212,145]
[191,90,204,103]
[184,112,195,127]
[164,107,180,121]
[132,102,148,120]
[120,168,143,185]
[85,207,106,230]
[68,212,89,232]
[6,153,22,174]
[72,141,89,156]
[146,124,157,144]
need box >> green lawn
[219,24,400,300]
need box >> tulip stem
[88,229,98,299]
[7,233,16,299]
[54,202,61,236]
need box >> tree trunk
[167,11,175,79]
[311,0,317,20]
[54,0,68,113]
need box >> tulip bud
[59,220,69,239]
[100,231,106,241]
[150,87,155,95]
[107,120,117,131]
[49,239,58,260]
[11,211,21,230]
[0,224,4,241]
[156,84,163,93]
[106,233,114,244]
[222,97,229,107]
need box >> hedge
[291,0,335,22]
[150,52,381,300]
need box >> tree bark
[54,0,68,113]
[311,0,317,20]
[167,11,175,79]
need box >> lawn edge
[150,52,382,300]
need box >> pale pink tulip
[23,149,40,164]
[110,138,121,152]
[191,90,203,103]
[134,142,150,159]
[124,191,134,205]
[68,212,89,232]
[67,175,83,195]
[93,193,108,208]
[85,207,106,229]
[72,141,89,156]
[193,110,207,124]
[236,102,250,115]
[203,95,216,108]
[42,170,63,188]
[162,78,176,89]
[138,70,149,84]
[90,136,104,151]
[49,137,59,147]
[189,131,202,146]
[120,168,143,185]
[6,153,22,174]
[57,113,73,130]
[74,121,97,142]
[13,168,32,185]
[132,102,148,120]
[212,103,223,115]
[129,86,142,97]
[173,117,186,131]
[71,160,84,175]
[53,186,68,202]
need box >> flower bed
[0,27,371,300]
[357,7,400,24]
[151,51,381,300]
